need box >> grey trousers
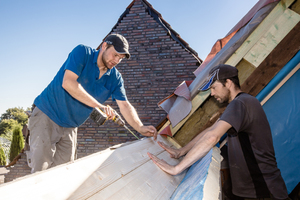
[27,107,77,173]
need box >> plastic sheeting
[171,149,213,200]
[261,64,300,193]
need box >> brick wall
[77,0,200,158]
[4,153,31,183]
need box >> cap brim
[115,50,130,59]
[199,72,216,91]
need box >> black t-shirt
[220,92,288,199]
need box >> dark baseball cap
[199,64,238,91]
[104,34,130,59]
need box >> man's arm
[116,100,158,140]
[148,120,231,175]
[156,120,218,159]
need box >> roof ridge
[98,0,202,65]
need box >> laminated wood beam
[243,8,300,67]
[242,21,300,96]
[226,0,296,67]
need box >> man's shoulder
[233,92,262,111]
[235,92,257,102]
[72,44,95,54]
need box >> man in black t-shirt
[148,64,289,199]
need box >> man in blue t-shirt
[28,34,157,173]
[148,64,289,199]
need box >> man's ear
[102,42,108,50]
[225,79,232,88]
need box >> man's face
[101,45,125,70]
[210,80,230,104]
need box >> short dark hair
[103,43,113,49]
[218,76,240,89]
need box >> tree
[0,107,29,137]
[0,119,19,138]
[1,107,28,126]
[0,145,6,166]
[9,125,24,162]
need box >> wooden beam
[243,8,300,67]
[242,21,300,96]
[291,0,300,15]
[226,0,296,67]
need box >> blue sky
[0,0,258,115]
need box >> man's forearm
[179,123,215,157]
[63,79,102,108]
[62,70,104,109]
[173,120,229,175]
[175,131,218,174]
[118,101,143,132]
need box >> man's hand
[100,105,115,120]
[157,141,181,159]
[139,125,158,140]
[147,152,178,175]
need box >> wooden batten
[0,135,186,200]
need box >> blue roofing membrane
[171,149,213,200]
[259,50,300,193]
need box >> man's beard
[101,57,109,71]
[101,49,114,70]
[101,52,109,71]
[216,89,230,104]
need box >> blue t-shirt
[34,44,127,128]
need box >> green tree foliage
[9,125,24,162]
[0,119,19,139]
[0,107,29,138]
[0,145,6,166]
[1,107,28,126]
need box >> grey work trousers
[27,107,77,173]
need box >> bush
[9,126,24,162]
[0,145,6,166]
